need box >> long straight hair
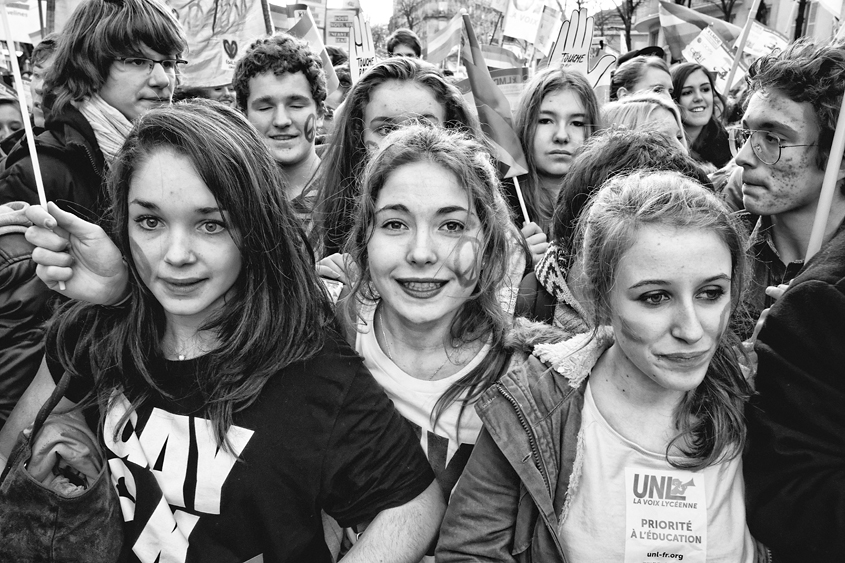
[52,102,333,451]
[575,170,753,470]
[343,124,513,434]
[513,68,600,231]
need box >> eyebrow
[628,273,732,290]
[539,110,586,118]
[375,203,474,216]
[741,117,798,137]
[129,199,223,215]
[369,113,441,126]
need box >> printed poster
[682,25,746,93]
[625,468,707,563]
[325,9,355,47]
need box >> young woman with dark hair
[671,62,732,172]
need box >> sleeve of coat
[744,277,845,562]
[435,428,521,563]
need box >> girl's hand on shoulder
[25,202,129,305]
[521,222,549,267]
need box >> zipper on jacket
[79,143,104,179]
[496,382,551,495]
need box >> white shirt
[559,381,755,563]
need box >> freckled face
[367,161,482,330]
[607,225,733,397]
[735,88,826,218]
[128,150,242,330]
[362,80,446,153]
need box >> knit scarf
[77,95,134,165]
[534,242,591,333]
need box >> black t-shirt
[47,327,434,563]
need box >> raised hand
[547,9,615,88]
[25,202,129,305]
[348,14,376,83]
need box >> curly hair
[513,68,601,231]
[610,55,672,101]
[43,0,186,116]
[552,126,711,252]
[343,123,512,433]
[575,170,753,470]
[232,33,326,115]
[312,57,480,256]
[386,28,422,57]
[746,37,845,170]
[671,62,731,169]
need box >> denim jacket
[436,324,611,563]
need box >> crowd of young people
[0,0,844,562]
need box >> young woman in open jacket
[437,171,769,563]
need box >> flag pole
[806,95,845,260]
[724,0,762,94]
[0,5,45,208]
[513,176,530,225]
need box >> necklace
[378,307,451,380]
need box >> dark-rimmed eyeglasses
[116,57,187,76]
[728,127,816,165]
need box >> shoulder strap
[30,371,72,440]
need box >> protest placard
[682,25,746,93]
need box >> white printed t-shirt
[356,303,489,498]
[559,381,755,563]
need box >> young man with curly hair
[232,33,326,201]
[741,38,845,562]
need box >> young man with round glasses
[727,39,845,320]
[0,0,187,220]
[737,38,845,562]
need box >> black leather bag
[0,372,123,562]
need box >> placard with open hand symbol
[547,9,615,88]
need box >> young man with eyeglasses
[738,38,845,562]
[726,40,845,320]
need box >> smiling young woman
[671,63,732,172]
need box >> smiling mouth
[397,279,447,298]
[161,278,205,294]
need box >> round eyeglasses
[116,57,187,76]
[728,127,816,165]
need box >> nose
[670,299,705,344]
[272,105,292,129]
[406,229,437,266]
[552,122,570,144]
[692,88,703,102]
[163,229,196,266]
[733,132,757,169]
[148,62,172,88]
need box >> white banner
[325,8,355,47]
[0,0,42,42]
[503,0,543,43]
[166,0,268,88]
